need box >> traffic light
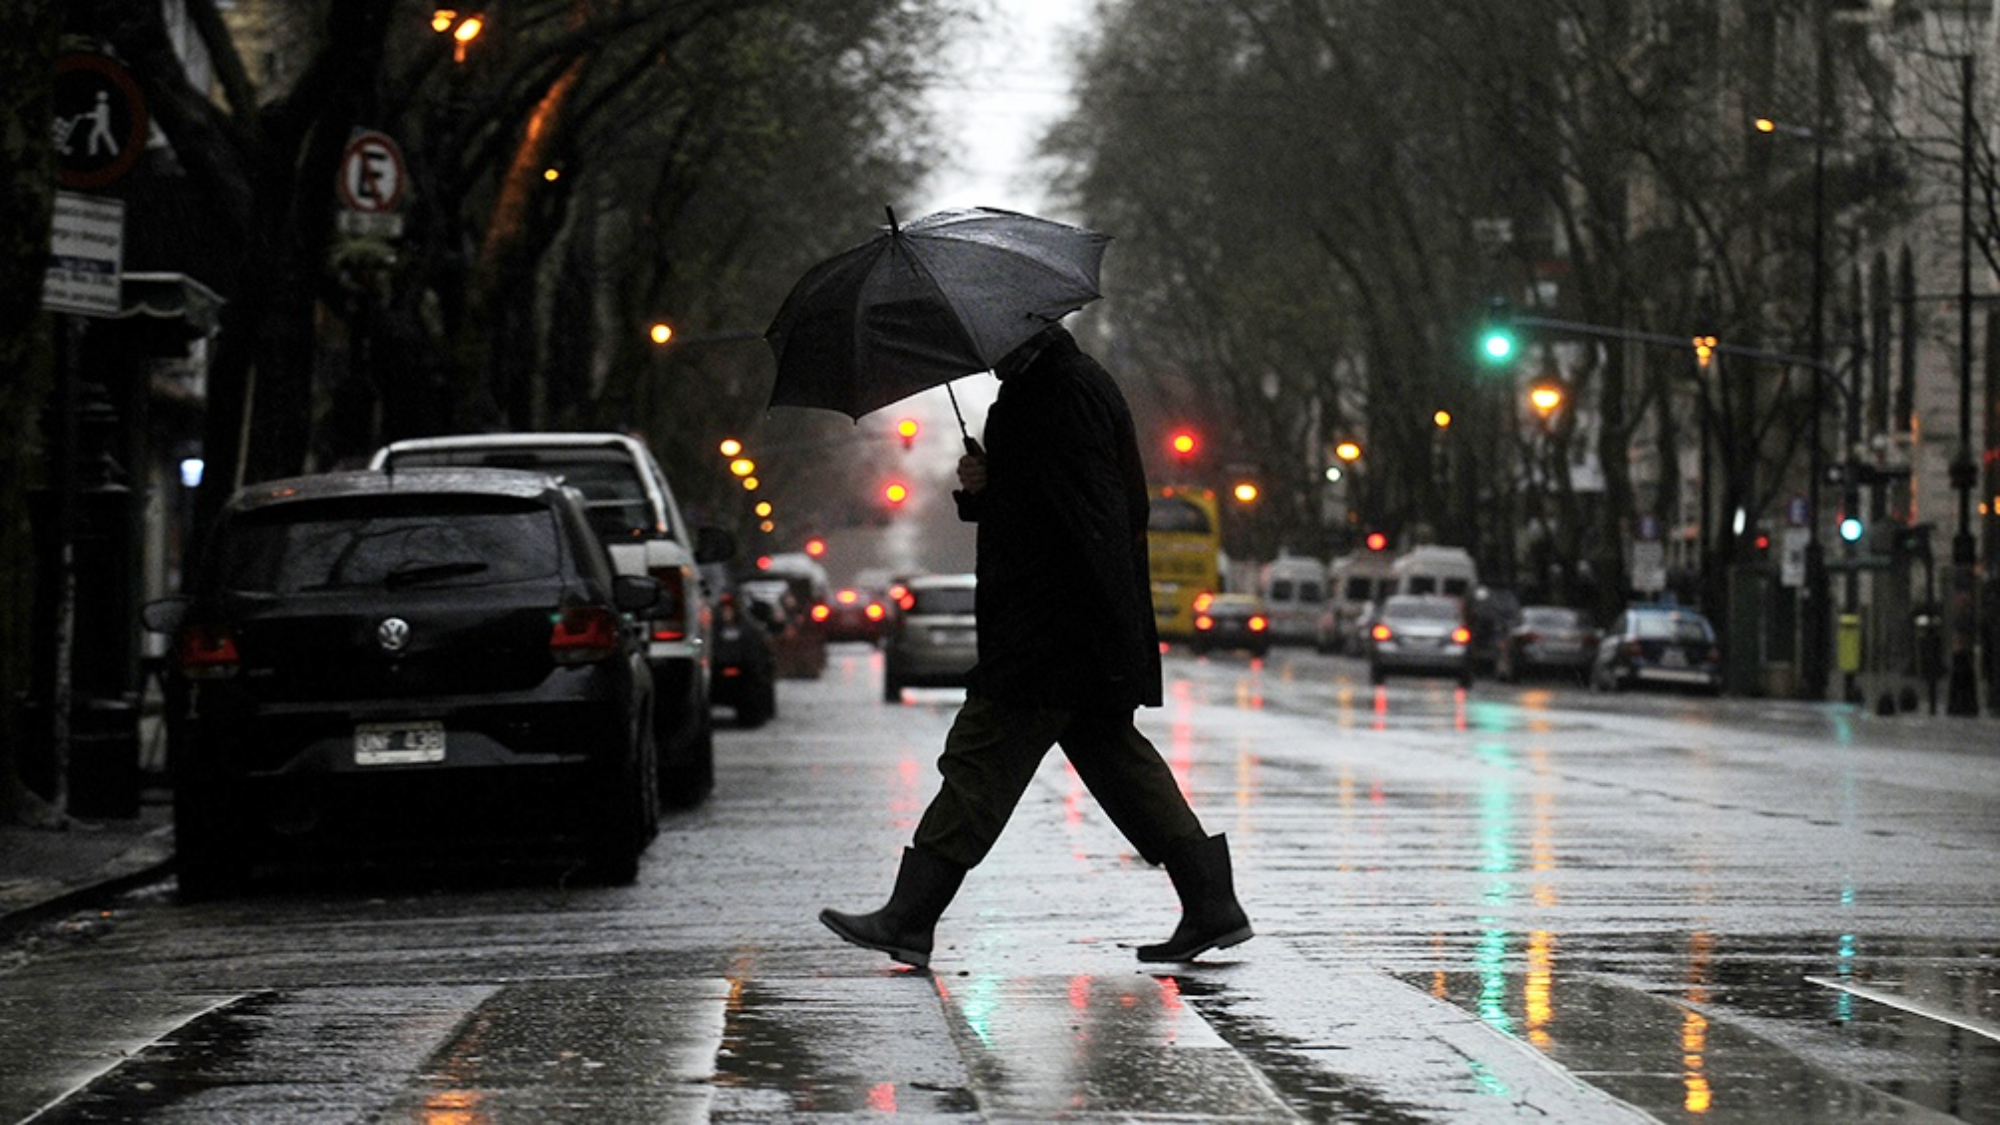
[805,537,827,558]
[1693,335,1716,368]
[897,418,918,450]
[1232,481,1259,503]
[1334,440,1362,463]
[1168,429,1198,461]
[1364,531,1389,551]
[1839,515,1864,543]
[648,321,674,346]
[1433,409,1452,429]
[884,481,909,506]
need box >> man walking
[820,321,1251,968]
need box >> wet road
[4,644,1998,1122]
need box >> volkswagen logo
[376,617,412,654]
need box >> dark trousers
[911,694,1205,869]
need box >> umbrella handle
[964,436,983,456]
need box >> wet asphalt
[2,643,1996,1122]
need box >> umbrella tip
[885,205,899,235]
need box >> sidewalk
[0,787,175,936]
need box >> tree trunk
[0,0,63,823]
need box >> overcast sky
[913,0,1087,218]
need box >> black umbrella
[765,206,1110,441]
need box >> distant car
[1496,605,1598,683]
[822,585,893,645]
[1190,592,1271,657]
[1591,605,1722,694]
[1365,594,1473,687]
[883,574,978,701]
[741,578,826,680]
[709,588,777,727]
[143,468,663,896]
[370,432,734,807]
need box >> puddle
[1403,932,2000,1123]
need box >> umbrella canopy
[765,207,1110,424]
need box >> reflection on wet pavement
[1412,953,1998,1123]
[934,971,1301,1120]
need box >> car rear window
[1387,599,1459,621]
[212,495,562,594]
[909,586,976,614]
[1631,612,1713,642]
[387,449,655,538]
[1523,608,1584,629]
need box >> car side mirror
[613,575,663,613]
[694,525,736,565]
[141,598,187,634]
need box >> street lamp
[1756,113,1832,702]
[1945,51,1981,715]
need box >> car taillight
[1371,623,1392,642]
[1451,626,1471,644]
[1626,639,1645,657]
[648,565,690,642]
[1195,614,1215,631]
[176,624,240,679]
[897,592,915,611]
[1248,615,1268,632]
[865,603,886,621]
[551,605,620,665]
[1193,591,1215,612]
[837,589,859,605]
[811,604,830,623]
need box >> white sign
[336,210,405,239]
[1629,539,1666,594]
[42,191,124,316]
[338,130,406,213]
[1781,527,1810,588]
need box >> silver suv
[370,433,733,805]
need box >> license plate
[355,720,446,765]
[1660,647,1687,668]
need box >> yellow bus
[1147,487,1223,640]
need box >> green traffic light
[1481,330,1515,362]
[1839,516,1864,542]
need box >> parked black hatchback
[145,469,662,896]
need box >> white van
[1258,554,1327,645]
[1389,545,1479,600]
[1319,549,1396,653]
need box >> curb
[0,828,177,941]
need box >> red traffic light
[1364,532,1388,551]
[884,481,909,505]
[805,537,827,558]
[896,418,918,450]
[1168,430,1198,459]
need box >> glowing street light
[718,438,742,458]
[649,322,674,346]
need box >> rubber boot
[820,847,967,969]
[1137,833,1252,963]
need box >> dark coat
[954,327,1163,709]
